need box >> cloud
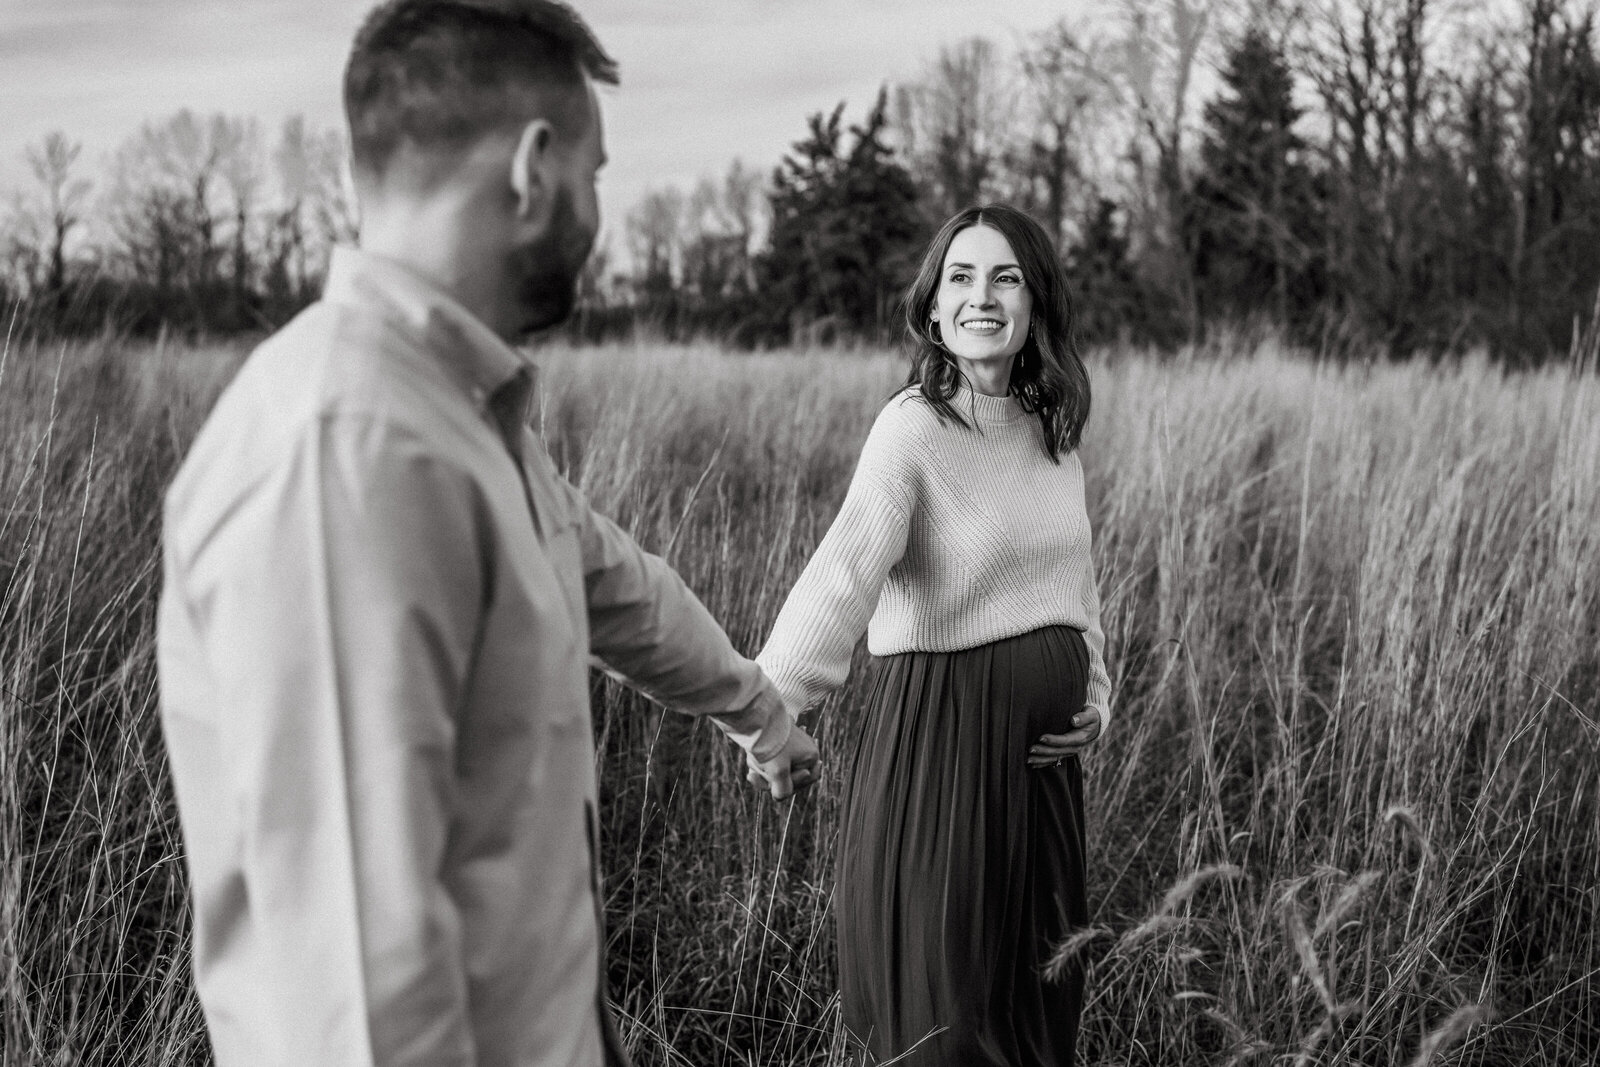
[1,0,366,189]
[593,0,1071,229]
[2,0,1077,247]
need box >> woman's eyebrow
[945,262,1023,271]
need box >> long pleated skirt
[836,624,1092,1066]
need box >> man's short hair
[344,0,618,179]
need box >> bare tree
[105,110,229,301]
[271,115,354,304]
[626,186,684,304]
[721,158,765,247]
[1300,0,1453,346]
[215,117,265,321]
[719,158,765,293]
[574,236,612,311]
[681,177,731,302]
[1496,0,1600,356]
[0,192,44,302]
[1014,20,1123,246]
[893,37,1017,220]
[305,128,358,251]
[270,115,315,303]
[147,110,227,290]
[1110,0,1217,335]
[677,159,766,303]
[26,132,92,298]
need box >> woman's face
[932,223,1033,366]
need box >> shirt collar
[322,245,536,409]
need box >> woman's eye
[997,273,1022,286]
[948,271,970,283]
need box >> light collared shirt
[157,247,793,1067]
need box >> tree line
[3,112,354,338]
[6,0,1600,364]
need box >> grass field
[1,330,1596,1066]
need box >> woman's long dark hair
[903,203,1091,461]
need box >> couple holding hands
[155,2,1112,1065]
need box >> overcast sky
[1,0,1099,256]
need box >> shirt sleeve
[756,406,914,714]
[546,473,794,761]
[179,414,485,1065]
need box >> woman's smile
[960,317,1007,335]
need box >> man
[155,2,818,1064]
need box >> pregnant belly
[992,625,1090,739]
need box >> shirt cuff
[708,680,794,763]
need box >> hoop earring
[929,318,943,345]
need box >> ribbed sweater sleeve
[1078,525,1113,725]
[756,405,914,714]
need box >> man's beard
[509,185,593,338]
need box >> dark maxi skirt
[836,624,1092,1066]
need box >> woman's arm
[1027,556,1114,766]
[1031,458,1114,766]
[757,408,915,715]
[1079,561,1113,732]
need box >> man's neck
[358,201,508,339]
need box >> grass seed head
[1407,1002,1495,1067]
[1158,862,1245,916]
[1041,924,1112,983]
[1384,804,1434,861]
[1314,869,1383,940]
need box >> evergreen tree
[1188,27,1320,331]
[754,89,925,344]
[1068,198,1155,345]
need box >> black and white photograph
[1,0,1596,1064]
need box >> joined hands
[746,723,821,801]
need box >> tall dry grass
[0,330,1595,1066]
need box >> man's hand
[1027,707,1104,769]
[744,723,821,800]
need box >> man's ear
[509,118,557,222]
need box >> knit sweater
[757,383,1113,731]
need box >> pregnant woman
[757,203,1113,1065]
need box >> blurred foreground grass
[1,332,1596,1065]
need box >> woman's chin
[950,345,1020,368]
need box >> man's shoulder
[226,298,469,431]
[166,300,478,532]
[249,298,448,416]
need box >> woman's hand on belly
[1027,708,1103,768]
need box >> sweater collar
[954,378,1024,425]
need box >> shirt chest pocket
[519,451,589,631]
[494,460,586,637]
[457,523,585,777]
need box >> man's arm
[555,478,817,795]
[183,415,484,1064]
